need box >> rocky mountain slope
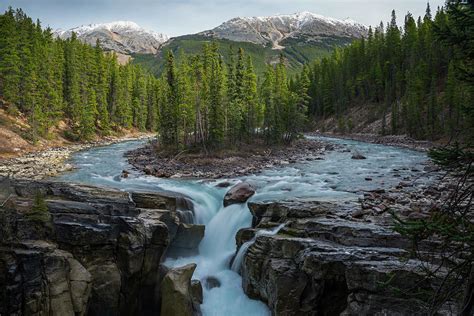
[54,21,169,55]
[200,11,367,49]
[137,12,366,75]
[55,12,366,75]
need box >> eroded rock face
[0,241,92,316]
[160,263,201,316]
[223,182,256,207]
[0,178,196,316]
[239,201,459,315]
[171,224,205,251]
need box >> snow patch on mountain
[201,11,367,49]
[55,21,169,55]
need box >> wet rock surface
[223,182,256,207]
[203,276,221,290]
[126,139,328,179]
[238,179,461,315]
[160,263,201,316]
[0,177,198,316]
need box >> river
[57,136,431,316]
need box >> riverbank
[126,138,333,179]
[0,133,154,180]
[312,132,436,152]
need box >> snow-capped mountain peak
[54,21,169,55]
[201,11,367,49]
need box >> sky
[1,0,446,37]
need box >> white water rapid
[57,136,432,316]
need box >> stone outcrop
[160,263,202,316]
[223,182,256,207]
[237,200,460,315]
[0,177,203,316]
[0,241,92,316]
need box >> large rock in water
[160,263,201,316]
[0,178,196,316]
[223,182,256,207]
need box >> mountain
[55,12,367,75]
[54,21,169,55]
[200,11,367,49]
[134,12,367,76]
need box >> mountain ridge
[200,11,367,49]
[54,20,169,55]
[55,12,367,74]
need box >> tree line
[1,4,471,149]
[0,8,308,149]
[0,8,160,141]
[300,3,473,141]
[160,46,309,150]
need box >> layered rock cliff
[0,177,202,315]
[237,200,461,315]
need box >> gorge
[1,135,457,315]
[0,2,472,315]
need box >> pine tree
[161,50,179,147]
[94,40,110,133]
[0,8,21,108]
[208,42,226,147]
[242,55,259,141]
[262,65,276,144]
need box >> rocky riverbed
[126,138,332,179]
[0,135,153,180]
[311,132,436,152]
[3,134,467,315]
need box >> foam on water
[57,136,431,316]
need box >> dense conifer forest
[304,4,473,141]
[0,8,306,148]
[0,3,472,150]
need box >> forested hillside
[0,8,158,141]
[300,3,473,141]
[0,8,308,149]
[1,3,472,150]
[132,34,348,77]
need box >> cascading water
[165,191,271,316]
[231,223,286,273]
[57,136,432,315]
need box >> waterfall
[231,224,285,273]
[57,136,430,316]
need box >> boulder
[191,280,204,310]
[223,182,256,207]
[204,276,221,290]
[160,263,199,316]
[351,153,367,160]
[171,223,205,251]
[215,181,232,188]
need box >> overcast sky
[1,0,446,37]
